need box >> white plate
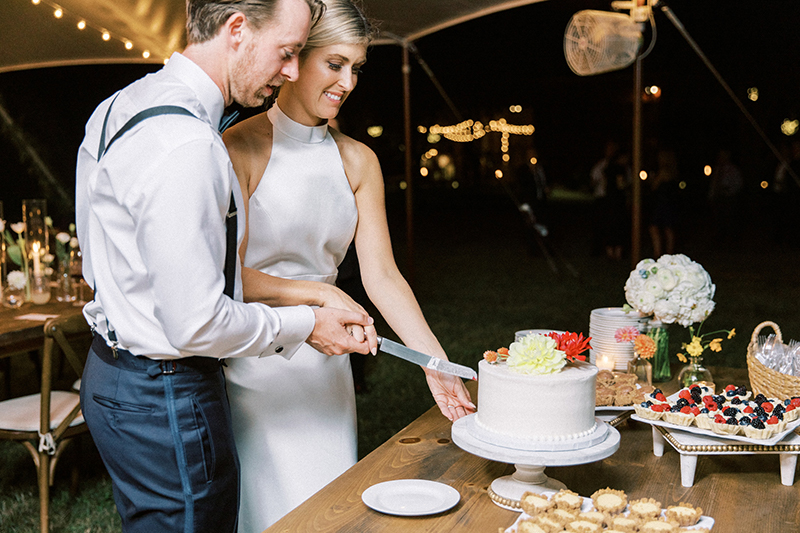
[505,494,714,532]
[362,479,460,516]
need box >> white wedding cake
[471,332,605,451]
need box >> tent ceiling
[1,0,546,74]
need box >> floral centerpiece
[615,326,658,385]
[623,254,735,386]
[3,221,30,304]
[483,331,592,376]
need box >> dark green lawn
[2,189,798,532]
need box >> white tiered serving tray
[452,414,620,510]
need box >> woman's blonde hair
[301,0,378,56]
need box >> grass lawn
[2,188,798,531]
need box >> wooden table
[0,300,85,357]
[265,367,800,533]
[0,300,86,396]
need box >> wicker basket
[746,321,800,398]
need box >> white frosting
[476,359,597,442]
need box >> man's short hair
[186,0,325,44]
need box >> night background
[3,2,800,529]
[2,0,799,227]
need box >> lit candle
[32,241,42,276]
[596,354,615,371]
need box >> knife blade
[376,336,477,381]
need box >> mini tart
[546,508,578,527]
[609,515,639,533]
[520,491,553,516]
[577,510,607,526]
[551,488,584,511]
[694,412,715,431]
[664,502,703,527]
[709,417,741,436]
[517,518,548,533]
[564,519,602,533]
[663,409,695,427]
[782,403,799,422]
[634,402,668,421]
[591,488,627,514]
[742,420,776,440]
[639,519,680,533]
[628,497,662,520]
[533,514,564,533]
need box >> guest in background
[647,149,681,257]
[591,141,631,260]
[708,148,744,242]
[516,147,550,253]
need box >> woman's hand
[424,368,476,422]
[319,284,376,349]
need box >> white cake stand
[452,414,620,510]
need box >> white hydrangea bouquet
[624,254,715,328]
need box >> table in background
[0,301,86,397]
[264,367,799,533]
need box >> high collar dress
[224,103,358,532]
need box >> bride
[223,1,475,530]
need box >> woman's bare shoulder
[330,128,379,169]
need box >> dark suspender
[95,99,239,353]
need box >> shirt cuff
[258,305,315,359]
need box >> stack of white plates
[589,308,647,372]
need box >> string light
[26,0,160,59]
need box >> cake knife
[376,336,477,381]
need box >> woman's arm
[336,131,475,421]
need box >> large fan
[564,9,644,76]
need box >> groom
[76,0,376,531]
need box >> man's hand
[307,307,377,356]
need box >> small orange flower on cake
[483,347,510,364]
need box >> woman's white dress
[224,103,359,532]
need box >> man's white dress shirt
[76,53,315,360]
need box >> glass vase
[627,354,652,387]
[677,355,714,389]
[647,320,671,382]
[55,262,76,302]
[22,199,48,302]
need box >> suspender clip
[159,361,178,375]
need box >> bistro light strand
[27,0,156,59]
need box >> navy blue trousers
[81,335,240,533]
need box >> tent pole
[631,55,643,267]
[402,42,415,288]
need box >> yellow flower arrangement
[676,324,736,363]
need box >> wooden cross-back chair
[0,312,91,533]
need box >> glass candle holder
[23,199,49,282]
